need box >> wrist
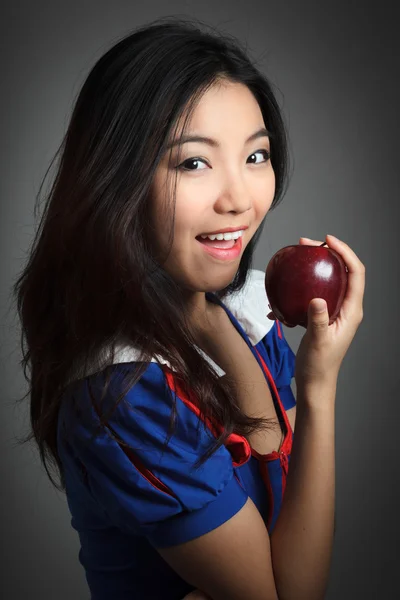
[296,378,338,409]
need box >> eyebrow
[165,127,271,150]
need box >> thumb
[307,298,329,332]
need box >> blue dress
[57,269,296,599]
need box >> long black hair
[12,16,291,491]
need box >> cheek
[256,184,275,217]
[260,168,276,210]
[173,202,201,239]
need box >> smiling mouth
[195,236,239,249]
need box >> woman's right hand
[180,236,363,600]
[293,234,365,389]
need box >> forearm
[270,382,337,600]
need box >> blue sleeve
[262,320,296,410]
[67,363,249,548]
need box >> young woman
[13,16,365,600]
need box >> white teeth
[199,230,244,241]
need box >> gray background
[1,1,399,598]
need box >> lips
[196,234,243,260]
[197,225,249,237]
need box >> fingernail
[327,234,338,241]
[313,299,326,312]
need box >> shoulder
[63,361,249,465]
[59,361,251,545]
[222,268,274,346]
[62,361,193,438]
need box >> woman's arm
[269,233,364,600]
[169,234,364,600]
[270,381,337,600]
[160,381,337,600]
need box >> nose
[218,173,252,213]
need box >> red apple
[265,242,348,328]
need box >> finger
[299,237,324,245]
[300,235,365,319]
[325,234,365,318]
[267,311,277,320]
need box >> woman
[13,16,365,600]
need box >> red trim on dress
[163,368,252,468]
[91,401,178,499]
[112,326,292,513]
[250,347,293,527]
[117,443,178,498]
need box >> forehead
[176,81,264,138]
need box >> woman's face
[150,80,276,295]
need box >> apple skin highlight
[265,244,348,328]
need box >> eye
[176,149,271,172]
[176,157,209,171]
[247,149,271,164]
